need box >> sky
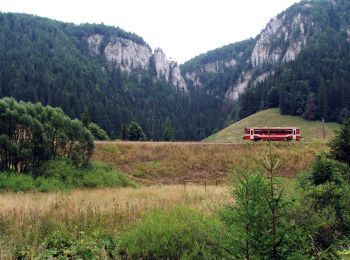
[0,0,300,63]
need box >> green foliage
[221,168,302,259]
[329,118,350,165]
[220,170,270,258]
[232,1,350,123]
[88,122,109,140]
[127,121,146,141]
[309,154,348,185]
[36,231,119,259]
[296,126,350,255]
[162,116,174,141]
[0,12,220,141]
[120,207,227,259]
[0,160,133,192]
[0,97,94,173]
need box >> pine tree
[329,117,350,165]
[318,78,329,120]
[303,93,318,120]
[127,121,146,141]
[162,117,174,141]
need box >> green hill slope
[205,108,340,143]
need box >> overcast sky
[1,0,300,63]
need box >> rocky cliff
[87,35,187,92]
[182,0,343,103]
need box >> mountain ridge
[1,0,350,141]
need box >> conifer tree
[127,121,146,141]
[162,117,174,141]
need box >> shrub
[88,122,109,140]
[0,160,133,192]
[35,231,119,259]
[310,154,348,185]
[329,117,350,165]
[0,173,36,192]
[119,207,227,259]
[127,121,146,141]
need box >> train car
[243,127,301,141]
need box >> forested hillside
[2,0,350,141]
[232,0,350,123]
[0,13,221,140]
[183,0,350,126]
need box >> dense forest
[2,0,350,141]
[230,0,350,123]
[0,13,223,141]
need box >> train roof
[244,127,300,129]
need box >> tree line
[0,97,94,173]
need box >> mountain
[182,0,350,124]
[0,12,218,140]
[205,108,340,143]
[2,0,350,141]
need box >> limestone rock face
[104,37,152,72]
[170,62,188,92]
[225,11,311,102]
[184,58,238,88]
[153,48,170,81]
[225,71,252,101]
[87,35,187,92]
[251,18,283,68]
[185,72,203,88]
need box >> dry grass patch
[94,141,327,183]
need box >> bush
[297,155,350,253]
[329,118,350,165]
[310,154,349,185]
[0,173,36,192]
[0,160,133,192]
[88,122,109,140]
[35,231,119,259]
[119,207,227,259]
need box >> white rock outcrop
[225,58,237,68]
[154,48,170,81]
[185,72,203,88]
[104,37,152,72]
[170,62,188,92]
[87,35,187,92]
[251,18,283,68]
[185,58,238,89]
[153,48,188,92]
[87,34,104,55]
[282,40,303,62]
[224,71,253,101]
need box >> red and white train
[243,127,301,141]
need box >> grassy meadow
[93,141,328,182]
[0,185,229,257]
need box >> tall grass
[0,185,229,257]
